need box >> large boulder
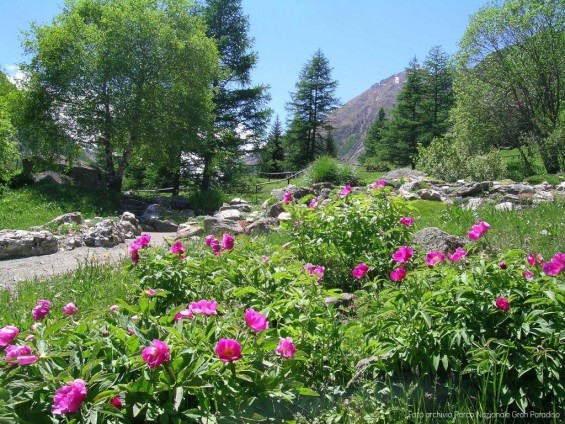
[398,180,424,192]
[417,189,443,202]
[382,168,426,181]
[33,171,72,185]
[139,204,165,224]
[219,204,253,213]
[83,220,125,248]
[0,230,59,260]
[176,224,204,239]
[45,212,83,228]
[145,218,178,232]
[450,182,491,198]
[412,227,466,254]
[244,218,278,235]
[214,209,241,221]
[203,216,244,236]
[118,212,142,238]
[266,202,286,218]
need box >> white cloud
[3,64,28,87]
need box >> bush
[362,156,391,172]
[304,156,359,186]
[187,189,226,214]
[525,174,564,186]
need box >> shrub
[304,156,359,186]
[187,188,226,214]
[525,174,564,186]
[362,156,391,172]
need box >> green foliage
[525,174,564,186]
[285,50,340,168]
[187,188,226,214]
[303,156,358,186]
[259,115,285,173]
[285,188,412,290]
[0,181,120,230]
[0,72,19,183]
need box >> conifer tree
[260,115,285,173]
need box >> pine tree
[260,115,285,173]
[285,50,339,168]
[200,0,271,190]
[363,107,387,160]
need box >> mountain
[329,71,406,162]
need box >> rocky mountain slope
[330,71,406,162]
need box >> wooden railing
[254,168,307,203]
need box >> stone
[214,209,241,221]
[399,180,423,192]
[412,227,466,254]
[171,196,191,210]
[533,182,552,191]
[462,198,484,211]
[417,189,442,201]
[176,225,204,239]
[139,204,166,224]
[399,191,420,201]
[203,216,244,236]
[271,185,296,201]
[323,293,356,308]
[382,168,426,181]
[266,202,286,218]
[219,204,253,213]
[277,212,292,221]
[117,221,140,238]
[502,194,531,205]
[230,198,250,206]
[532,191,554,203]
[45,212,83,228]
[556,181,565,192]
[495,202,514,211]
[120,211,138,226]
[33,171,72,185]
[312,182,334,192]
[0,230,59,260]
[293,187,316,199]
[244,218,278,235]
[61,236,84,251]
[450,182,491,198]
[83,220,125,248]
[148,219,178,232]
[318,188,332,200]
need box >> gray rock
[140,204,166,223]
[318,188,332,200]
[203,216,244,236]
[412,227,466,254]
[277,212,292,221]
[0,230,59,260]
[495,202,515,211]
[271,185,296,201]
[219,204,253,213]
[533,191,554,203]
[148,219,178,232]
[324,293,356,308]
[382,168,426,181]
[293,187,316,199]
[450,182,491,198]
[399,191,420,201]
[266,202,286,218]
[230,198,250,206]
[176,224,204,239]
[214,209,241,221]
[244,218,278,235]
[171,196,191,210]
[45,212,83,228]
[312,182,334,192]
[83,220,125,248]
[117,221,140,238]
[417,189,442,201]
[556,181,565,192]
[120,211,138,226]
[33,171,72,185]
[462,198,484,211]
[399,180,423,192]
[61,236,84,251]
[502,194,531,205]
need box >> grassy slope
[0,181,120,230]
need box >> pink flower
[138,234,151,247]
[205,235,222,255]
[17,355,38,365]
[305,263,325,282]
[109,305,119,312]
[526,253,537,266]
[399,216,414,227]
[392,246,413,264]
[169,242,186,258]
[276,337,297,359]
[52,379,87,415]
[499,262,507,269]
[141,339,171,368]
[222,233,234,250]
[128,234,151,264]
[189,300,218,316]
[30,323,41,332]
[283,191,293,203]
[147,288,156,296]
[426,251,446,267]
[215,338,242,362]
[340,185,352,197]
[551,252,565,267]
[110,396,123,409]
[5,345,31,361]
[62,303,79,316]
[131,315,139,323]
[174,309,194,321]
[542,261,563,277]
[372,179,386,189]
[467,220,491,241]
[0,326,19,347]
[448,248,467,262]
[32,299,51,320]
[205,235,216,246]
[308,197,319,208]
[352,263,369,279]
[495,297,510,312]
[25,334,34,341]
[245,309,269,332]
[390,267,407,282]
[262,255,269,263]
[523,270,534,281]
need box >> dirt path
[0,232,177,289]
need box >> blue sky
[0,0,490,123]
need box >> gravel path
[0,232,177,289]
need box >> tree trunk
[172,171,180,197]
[200,154,212,191]
[539,148,560,174]
[517,147,534,176]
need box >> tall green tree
[0,72,19,182]
[285,49,340,168]
[199,0,271,190]
[19,0,217,191]
[363,107,387,160]
[455,0,564,173]
[260,115,285,173]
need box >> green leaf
[297,387,319,397]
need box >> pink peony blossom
[189,300,218,316]
[109,305,119,312]
[276,337,297,359]
[245,309,269,332]
[448,247,467,262]
[340,185,352,197]
[352,263,369,279]
[283,191,293,203]
[205,235,222,255]
[372,179,386,189]
[399,216,414,227]
[62,303,79,316]
[5,345,31,362]
[392,246,413,264]
[495,297,510,312]
[174,309,194,321]
[215,338,243,362]
[222,233,234,250]
[426,251,446,267]
[147,288,156,296]
[467,220,490,241]
[523,270,534,281]
[128,234,151,264]
[262,255,269,263]
[17,355,38,365]
[205,235,216,246]
[52,379,87,415]
[305,263,325,282]
[32,299,51,320]
[551,252,565,267]
[390,267,407,282]
[0,326,19,347]
[499,262,507,269]
[141,339,171,368]
[526,253,537,267]
[169,242,186,258]
[110,396,123,409]
[542,261,563,277]
[308,197,319,208]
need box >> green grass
[0,260,134,327]
[0,181,120,230]
[411,199,565,258]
